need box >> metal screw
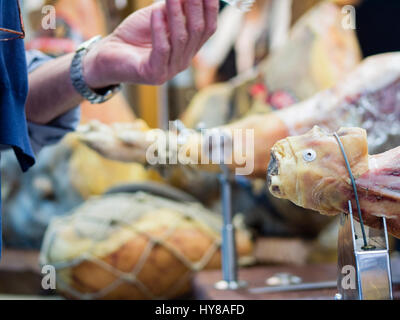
[334,293,343,300]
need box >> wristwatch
[70,35,122,104]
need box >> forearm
[26,0,219,126]
[25,53,83,125]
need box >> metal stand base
[214,280,248,291]
[337,208,393,300]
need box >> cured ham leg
[77,53,400,178]
[267,126,400,238]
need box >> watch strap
[70,36,121,104]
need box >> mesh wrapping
[40,192,253,299]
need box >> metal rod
[214,131,247,290]
[250,273,400,295]
[158,83,169,130]
[219,163,238,283]
[333,132,368,248]
[249,281,337,294]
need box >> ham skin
[267,126,400,238]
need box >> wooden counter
[193,259,400,300]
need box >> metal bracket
[337,203,393,300]
[334,132,393,300]
[171,120,247,290]
[214,132,247,291]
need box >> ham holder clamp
[171,120,249,291]
[248,128,395,299]
[334,132,393,300]
[210,129,248,291]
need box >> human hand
[83,0,219,88]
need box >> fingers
[149,7,170,84]
[185,0,219,57]
[166,0,188,73]
[184,0,205,58]
[202,0,219,44]
[150,0,219,82]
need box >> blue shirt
[0,0,34,171]
[0,0,80,255]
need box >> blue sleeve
[26,50,81,154]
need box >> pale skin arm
[26,53,80,124]
[26,0,219,125]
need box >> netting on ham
[39,192,253,300]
